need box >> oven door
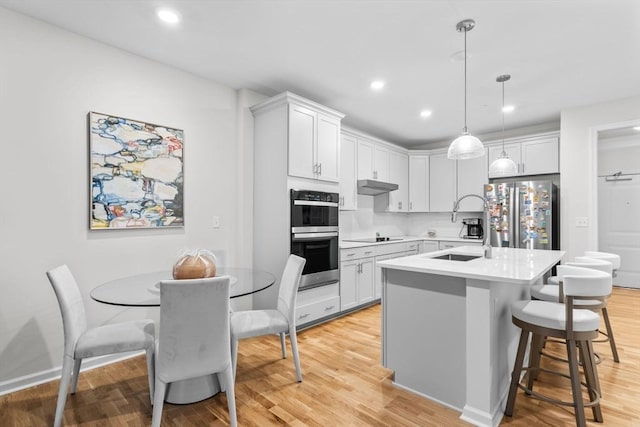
[291,231,339,290]
[291,200,339,230]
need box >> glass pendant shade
[489,151,518,176]
[448,131,485,160]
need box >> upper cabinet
[357,138,390,181]
[429,149,488,212]
[388,151,408,212]
[409,155,429,212]
[487,135,559,178]
[251,92,344,183]
[339,133,357,210]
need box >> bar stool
[505,265,612,426]
[531,256,620,362]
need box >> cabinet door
[357,139,375,180]
[374,252,403,299]
[429,152,456,212]
[521,137,559,176]
[340,261,359,311]
[488,143,521,178]
[389,151,408,212]
[456,149,488,211]
[409,155,429,212]
[288,104,316,180]
[374,145,390,182]
[357,258,375,304]
[339,133,357,210]
[422,241,439,253]
[316,114,340,182]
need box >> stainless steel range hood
[357,179,399,196]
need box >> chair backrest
[46,265,88,357]
[276,255,306,325]
[556,265,612,298]
[566,257,613,276]
[583,251,621,270]
[157,276,231,383]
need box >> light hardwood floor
[1,287,638,426]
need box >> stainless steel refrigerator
[484,180,559,250]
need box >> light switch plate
[575,217,589,227]
[212,216,220,228]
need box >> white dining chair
[230,254,306,382]
[506,265,612,426]
[47,265,155,427]
[152,276,236,427]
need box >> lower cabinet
[438,240,482,250]
[422,241,439,252]
[340,257,375,311]
[296,282,341,327]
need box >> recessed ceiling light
[502,105,515,113]
[370,80,385,90]
[157,9,180,24]
[420,110,432,118]
[633,126,640,131]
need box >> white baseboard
[0,350,143,397]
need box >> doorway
[597,126,640,288]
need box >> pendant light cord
[501,80,505,151]
[463,27,468,133]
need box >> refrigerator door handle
[512,184,518,248]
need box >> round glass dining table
[91,267,276,306]
[90,267,276,404]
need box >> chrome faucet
[451,193,492,259]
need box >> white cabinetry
[429,150,487,212]
[357,138,390,181]
[339,132,357,210]
[409,155,429,212]
[252,92,344,184]
[373,243,410,299]
[487,135,559,178]
[388,151,408,212]
[340,247,375,311]
[422,241,439,253]
[438,240,483,250]
[295,283,341,327]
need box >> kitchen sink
[428,254,481,261]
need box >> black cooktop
[343,237,404,243]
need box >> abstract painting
[89,112,184,229]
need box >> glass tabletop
[91,267,276,307]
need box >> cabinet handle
[318,163,322,175]
[521,163,525,174]
[409,202,412,211]
[374,171,378,179]
[364,251,373,255]
[346,253,355,257]
[399,201,402,209]
[299,313,310,319]
[325,305,335,311]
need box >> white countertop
[339,235,477,249]
[377,245,565,285]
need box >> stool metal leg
[601,307,620,362]
[505,329,529,417]
[566,338,587,427]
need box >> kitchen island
[378,245,564,427]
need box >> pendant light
[448,19,484,160]
[489,74,518,177]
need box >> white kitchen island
[378,245,564,427]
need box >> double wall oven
[290,189,339,291]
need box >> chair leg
[578,340,603,422]
[70,358,82,394]
[601,307,620,362]
[220,366,238,427]
[527,333,544,389]
[151,379,167,427]
[289,328,302,382]
[231,337,239,380]
[53,355,74,427]
[146,347,155,404]
[566,339,587,427]
[505,329,529,417]
[280,332,287,359]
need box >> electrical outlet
[575,217,589,227]
[212,216,220,229]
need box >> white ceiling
[2,0,640,148]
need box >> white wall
[339,195,407,239]
[598,134,640,175]
[0,7,244,389]
[560,95,640,261]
